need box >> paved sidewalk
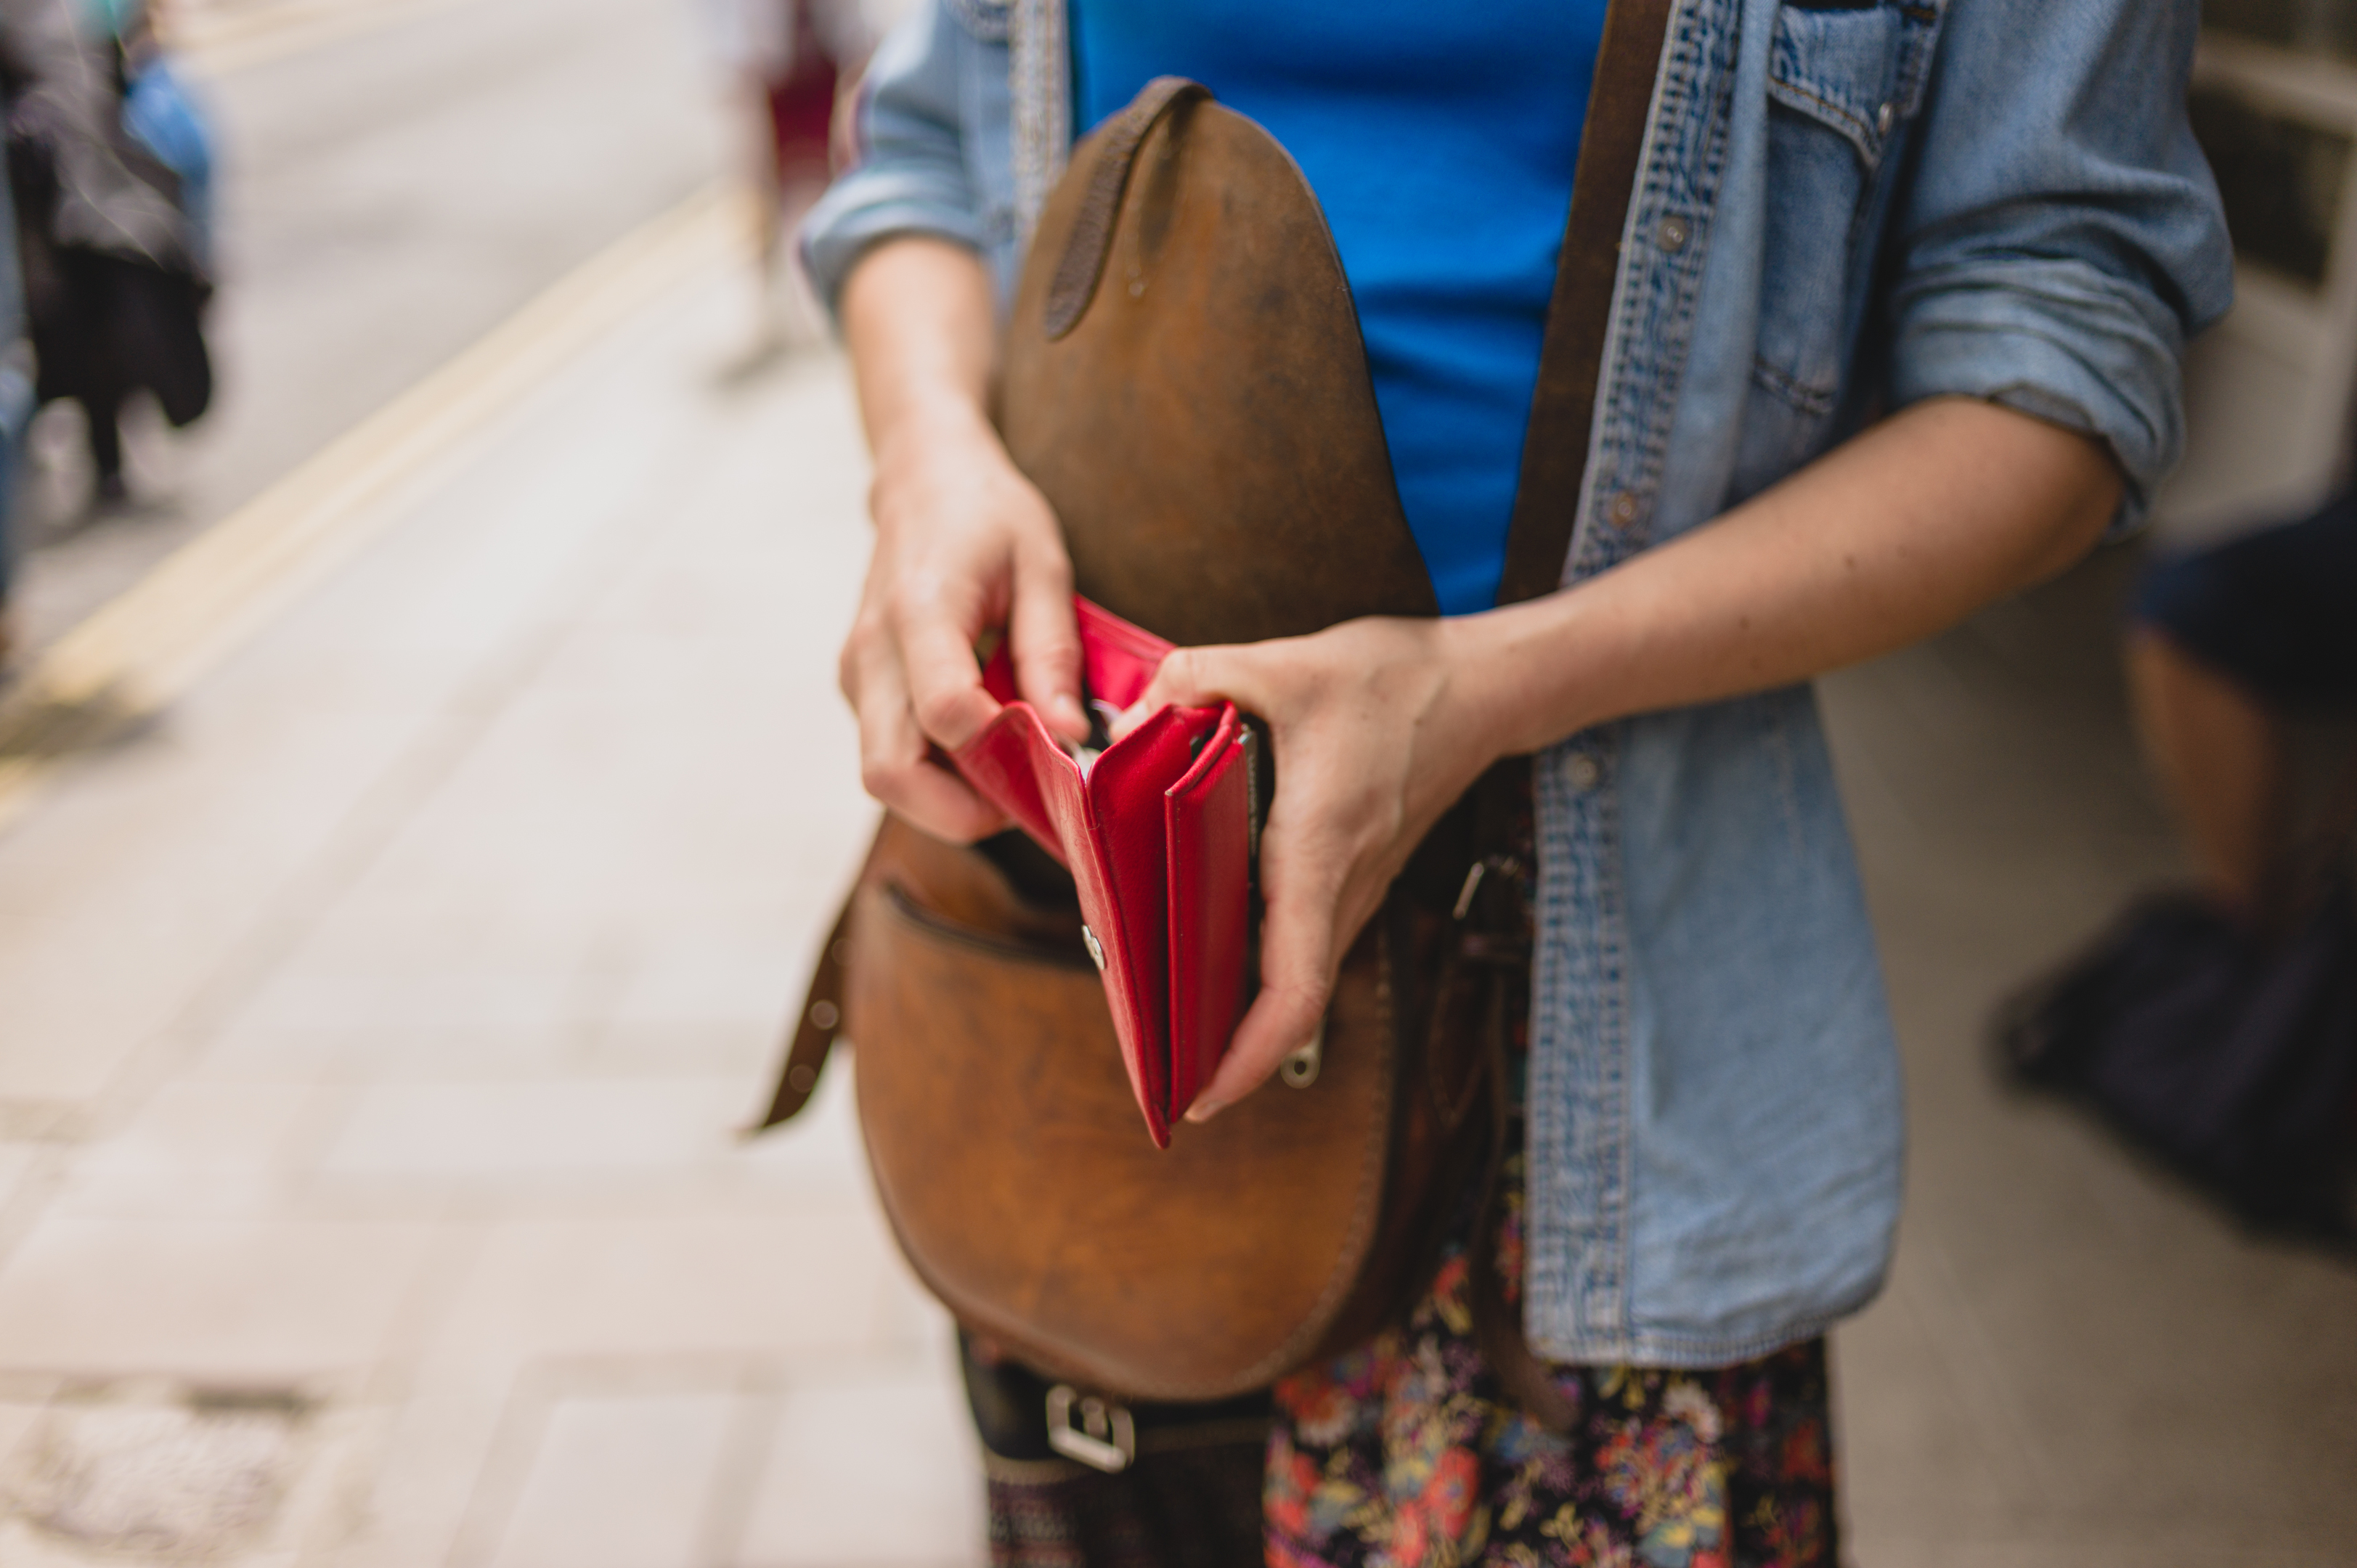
[0,235,2351,1565]
[0,261,974,1566]
[1820,560,2357,1567]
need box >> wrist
[1441,592,1612,759]
[1434,613,1529,766]
[871,396,1001,475]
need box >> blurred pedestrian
[0,0,118,667]
[804,0,2229,1561]
[2001,502,2357,1241]
[0,163,29,672]
[4,0,211,513]
[2130,494,2357,917]
[705,0,874,348]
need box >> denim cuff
[800,174,989,321]
[1887,258,2194,536]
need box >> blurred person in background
[0,0,75,670]
[7,0,211,510]
[1996,495,2357,1243]
[0,0,209,667]
[806,0,2229,1561]
[705,0,874,348]
[2130,494,2357,918]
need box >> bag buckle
[1045,1384,1136,1473]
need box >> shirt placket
[1524,0,1749,1361]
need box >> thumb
[1113,644,1266,739]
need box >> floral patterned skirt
[972,1132,1839,1568]
[1264,1138,1839,1568]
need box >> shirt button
[1655,214,1690,253]
[1608,491,1642,527]
[1876,102,1894,136]
[1566,754,1602,791]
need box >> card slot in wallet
[953,596,1254,1146]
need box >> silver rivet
[787,1064,818,1094]
[808,1000,840,1032]
[1876,101,1894,136]
[1566,754,1602,791]
[1083,926,1107,971]
[1281,1028,1324,1089]
[1608,491,1641,526]
[1656,214,1690,253]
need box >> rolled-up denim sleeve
[799,0,996,313]
[1885,0,2234,528]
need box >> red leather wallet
[953,597,1255,1147]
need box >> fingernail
[1184,1098,1224,1124]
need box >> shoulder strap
[1493,0,1677,607]
[1459,0,1676,1429]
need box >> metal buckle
[1046,1385,1136,1473]
[1453,854,1523,922]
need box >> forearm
[839,236,1001,471]
[1456,397,2122,756]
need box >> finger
[1008,547,1088,742]
[896,608,1003,751]
[1185,834,1340,1120]
[1115,645,1270,740]
[851,645,1009,842]
[874,759,1010,843]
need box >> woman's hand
[840,416,1089,838]
[1123,615,1519,1121]
[836,240,1091,841]
[1110,401,2115,1123]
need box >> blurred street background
[0,0,2350,1564]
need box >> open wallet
[950,597,1259,1148]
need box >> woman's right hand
[835,239,1090,843]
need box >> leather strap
[754,897,855,1130]
[1494,0,1677,607]
[1457,0,1675,1430]
[1043,77,1212,340]
[1467,1028,1581,1434]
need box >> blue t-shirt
[1070,1,1603,615]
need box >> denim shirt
[802,0,2234,1366]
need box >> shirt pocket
[1751,3,1933,430]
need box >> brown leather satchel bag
[762,0,1672,1425]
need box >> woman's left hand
[1120,615,1515,1122]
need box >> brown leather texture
[753,898,854,1129]
[1043,77,1212,342]
[847,814,1401,1400]
[1001,90,1440,647]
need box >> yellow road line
[0,184,742,836]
